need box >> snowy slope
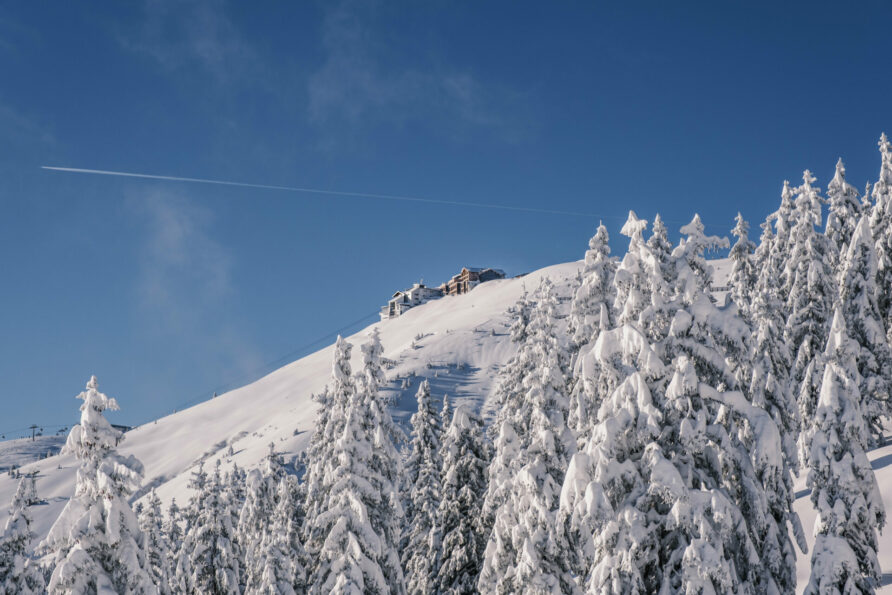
[3,255,891,593]
[0,435,65,473]
[0,261,581,550]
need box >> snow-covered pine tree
[646,214,674,277]
[749,236,801,470]
[439,394,452,437]
[226,463,247,591]
[870,133,892,341]
[837,215,892,446]
[281,475,308,592]
[563,215,796,593]
[825,158,862,270]
[310,376,389,593]
[435,405,490,595]
[357,329,405,595]
[240,444,286,592]
[613,211,650,327]
[663,357,793,593]
[139,489,172,594]
[401,380,443,595]
[250,476,307,595]
[785,171,836,408]
[227,462,247,514]
[728,212,757,319]
[803,309,885,594]
[178,460,241,594]
[559,324,667,590]
[567,222,616,357]
[181,463,208,536]
[0,476,45,594]
[670,215,799,592]
[478,278,576,594]
[41,376,157,595]
[487,299,533,428]
[302,336,354,572]
[163,498,182,590]
[309,331,405,594]
[753,215,775,278]
[774,179,797,304]
[569,212,648,441]
[312,387,383,593]
[22,473,38,506]
[509,288,531,344]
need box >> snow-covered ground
[2,256,890,593]
[0,435,66,474]
[0,260,581,550]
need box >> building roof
[462,266,506,276]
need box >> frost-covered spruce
[569,213,648,441]
[163,498,182,586]
[487,299,533,428]
[749,247,800,470]
[478,278,576,594]
[674,214,729,302]
[837,215,892,446]
[401,380,443,595]
[869,133,892,339]
[240,444,286,592]
[753,214,775,280]
[508,288,532,344]
[803,309,885,594]
[302,335,354,569]
[139,489,172,594]
[358,329,405,594]
[646,214,674,281]
[774,179,797,303]
[559,324,666,589]
[613,211,650,326]
[825,158,862,269]
[562,215,796,593]
[665,214,740,381]
[636,213,679,346]
[250,477,307,595]
[227,463,248,590]
[180,462,208,537]
[567,222,616,356]
[784,171,836,401]
[669,216,798,592]
[439,394,452,438]
[435,405,489,595]
[280,475,308,592]
[0,476,45,594]
[309,331,405,594]
[41,376,157,595]
[728,212,757,319]
[177,460,241,594]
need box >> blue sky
[1,0,890,434]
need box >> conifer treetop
[620,210,648,242]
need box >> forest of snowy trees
[3,134,892,593]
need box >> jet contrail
[41,165,611,218]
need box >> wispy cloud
[118,0,260,84]
[308,0,529,143]
[131,191,262,383]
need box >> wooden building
[380,282,444,320]
[440,267,506,296]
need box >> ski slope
[1,256,890,593]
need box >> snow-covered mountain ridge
[0,260,581,547]
[3,255,891,593]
